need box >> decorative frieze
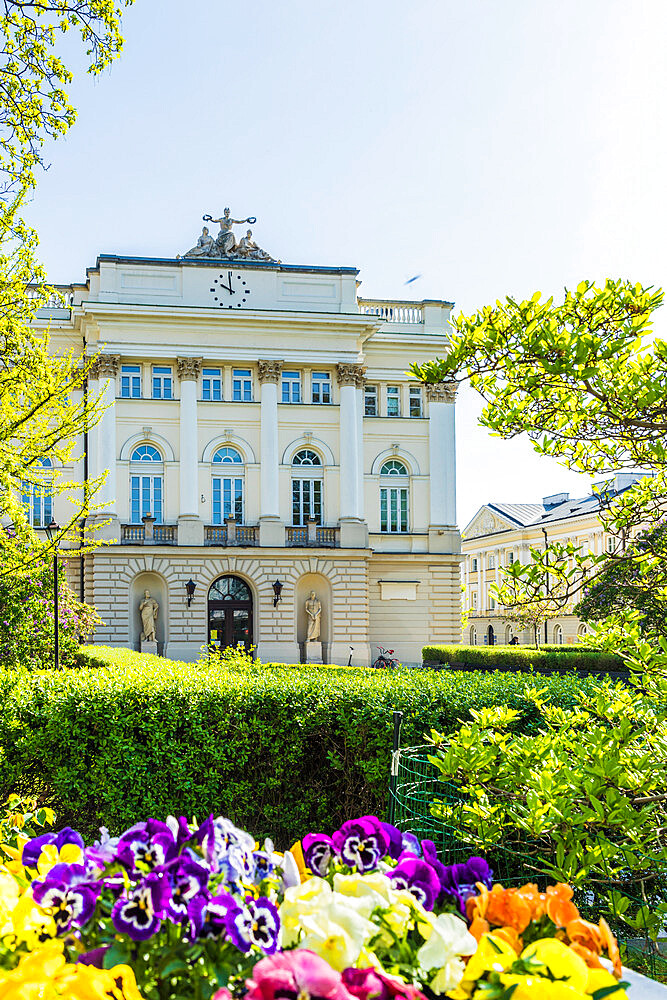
[177,357,203,381]
[425,380,458,403]
[336,362,366,387]
[257,360,283,384]
[89,354,120,380]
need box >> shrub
[0,561,101,669]
[0,645,599,846]
[421,643,624,672]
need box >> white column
[480,553,486,612]
[92,355,120,540]
[177,358,203,544]
[337,363,367,547]
[356,381,365,519]
[258,360,284,546]
[427,381,458,527]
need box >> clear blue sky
[27,0,667,527]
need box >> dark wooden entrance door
[208,575,253,652]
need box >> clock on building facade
[210,271,251,308]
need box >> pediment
[464,506,515,539]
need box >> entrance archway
[487,624,495,646]
[208,575,253,652]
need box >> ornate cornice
[425,380,458,403]
[89,354,120,380]
[177,357,203,381]
[257,360,283,384]
[336,362,366,387]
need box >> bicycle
[372,645,400,669]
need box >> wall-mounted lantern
[185,578,197,607]
[272,579,283,607]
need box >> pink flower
[213,991,233,1000]
[342,968,429,1000]
[246,950,355,1000]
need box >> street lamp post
[45,518,60,669]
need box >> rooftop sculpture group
[182,208,276,261]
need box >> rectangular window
[380,486,408,532]
[121,365,141,398]
[471,557,478,572]
[281,370,301,403]
[472,591,478,609]
[489,596,496,610]
[508,551,514,565]
[607,536,615,553]
[364,385,378,416]
[292,478,322,525]
[386,385,401,417]
[152,366,173,399]
[409,386,423,417]
[311,371,331,404]
[233,369,253,402]
[212,477,244,524]
[130,475,163,524]
[202,367,222,402]
[22,483,52,527]
[488,555,495,569]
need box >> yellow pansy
[429,956,467,995]
[11,887,56,948]
[280,876,333,946]
[521,938,589,994]
[495,974,587,1000]
[586,968,629,999]
[448,932,517,999]
[298,899,378,971]
[0,869,21,935]
[0,940,145,999]
[34,841,83,876]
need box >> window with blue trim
[202,368,222,401]
[212,447,244,522]
[233,369,252,402]
[281,370,301,403]
[129,445,163,523]
[152,366,173,399]
[121,365,141,398]
[22,458,53,527]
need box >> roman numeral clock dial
[210,271,251,308]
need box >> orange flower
[516,883,546,920]
[492,925,523,954]
[484,886,534,933]
[545,884,580,927]
[468,915,490,942]
[566,918,602,953]
[599,917,623,978]
[568,942,605,970]
[466,883,492,922]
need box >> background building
[461,474,642,645]
[31,229,462,664]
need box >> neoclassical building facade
[35,228,461,664]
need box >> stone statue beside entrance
[305,591,322,641]
[139,589,159,650]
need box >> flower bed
[0,807,630,999]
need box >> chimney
[542,492,569,509]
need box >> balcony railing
[205,523,258,546]
[358,298,424,324]
[121,522,178,544]
[286,523,339,548]
[27,285,75,308]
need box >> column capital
[90,354,120,379]
[258,360,283,384]
[425,380,458,403]
[177,357,203,381]
[336,362,366,387]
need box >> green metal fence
[388,741,667,981]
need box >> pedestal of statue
[141,640,158,656]
[305,640,323,664]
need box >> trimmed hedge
[422,643,624,672]
[0,646,603,846]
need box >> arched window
[469,625,477,646]
[130,444,162,463]
[293,449,322,466]
[380,458,409,533]
[212,447,243,465]
[505,624,513,644]
[22,457,53,527]
[212,448,244,523]
[380,459,408,476]
[292,450,323,525]
[130,445,163,523]
[577,622,587,638]
[553,624,564,644]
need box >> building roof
[487,502,546,526]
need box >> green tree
[0,1,132,574]
[410,279,667,624]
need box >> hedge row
[0,646,602,846]
[421,643,624,672]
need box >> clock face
[210,271,251,308]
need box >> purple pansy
[332,816,389,873]
[189,890,237,941]
[387,854,441,910]
[31,863,101,933]
[111,871,171,941]
[22,827,85,868]
[162,855,210,924]
[302,833,335,877]
[421,842,493,912]
[194,815,255,880]
[226,896,280,955]
[381,822,422,860]
[116,819,178,874]
[166,815,193,848]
